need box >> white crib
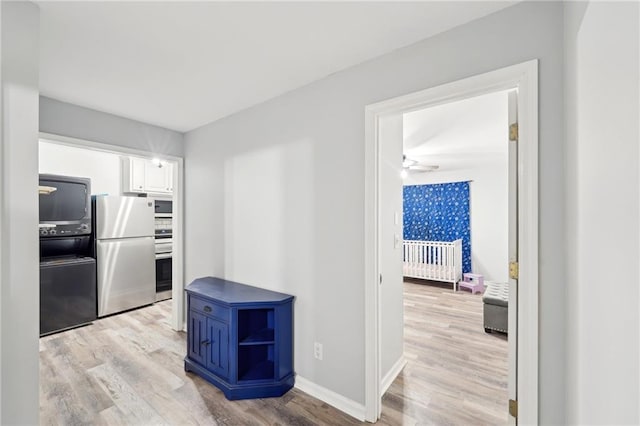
[403,239,463,291]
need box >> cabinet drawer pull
[201,339,210,346]
[203,306,212,313]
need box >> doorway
[395,89,511,423]
[364,61,539,423]
[38,132,185,332]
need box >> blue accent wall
[403,182,471,273]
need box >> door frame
[38,131,186,332]
[363,60,538,423]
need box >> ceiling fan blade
[409,164,439,172]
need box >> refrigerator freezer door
[97,236,155,317]
[95,196,154,239]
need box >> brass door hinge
[509,399,518,418]
[509,123,519,141]
[509,261,519,280]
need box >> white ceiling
[403,89,510,172]
[38,1,516,133]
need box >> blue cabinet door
[188,310,207,366]
[208,318,229,378]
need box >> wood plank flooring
[379,280,508,425]
[40,281,507,425]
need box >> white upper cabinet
[122,156,173,195]
[129,157,146,192]
[144,161,171,193]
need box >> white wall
[39,140,123,196]
[185,2,566,420]
[564,2,640,424]
[40,96,184,157]
[1,2,40,423]
[404,158,509,283]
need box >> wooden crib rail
[403,239,463,290]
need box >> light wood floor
[380,280,508,425]
[40,281,507,425]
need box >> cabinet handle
[203,306,212,313]
[200,339,210,346]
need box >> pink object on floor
[458,273,485,294]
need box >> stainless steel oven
[153,199,172,301]
[155,252,172,301]
[155,237,172,255]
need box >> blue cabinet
[188,312,229,378]
[208,319,229,378]
[188,310,207,366]
[184,277,295,400]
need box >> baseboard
[380,356,407,397]
[294,375,366,421]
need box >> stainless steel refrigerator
[94,195,155,317]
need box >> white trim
[170,154,186,332]
[364,60,539,424]
[380,356,407,397]
[515,60,539,426]
[364,105,381,421]
[38,131,186,332]
[294,375,366,422]
[0,3,4,419]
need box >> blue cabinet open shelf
[239,328,275,345]
[184,277,294,400]
[239,358,274,381]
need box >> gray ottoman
[482,281,509,334]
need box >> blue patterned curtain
[403,182,471,273]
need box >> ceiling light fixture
[402,154,439,174]
[402,155,417,168]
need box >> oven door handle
[155,253,172,260]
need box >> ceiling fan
[402,155,439,174]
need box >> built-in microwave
[39,174,91,238]
[153,199,172,238]
[154,199,172,216]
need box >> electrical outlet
[314,342,323,361]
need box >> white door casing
[364,60,538,423]
[508,89,519,425]
[377,113,406,406]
